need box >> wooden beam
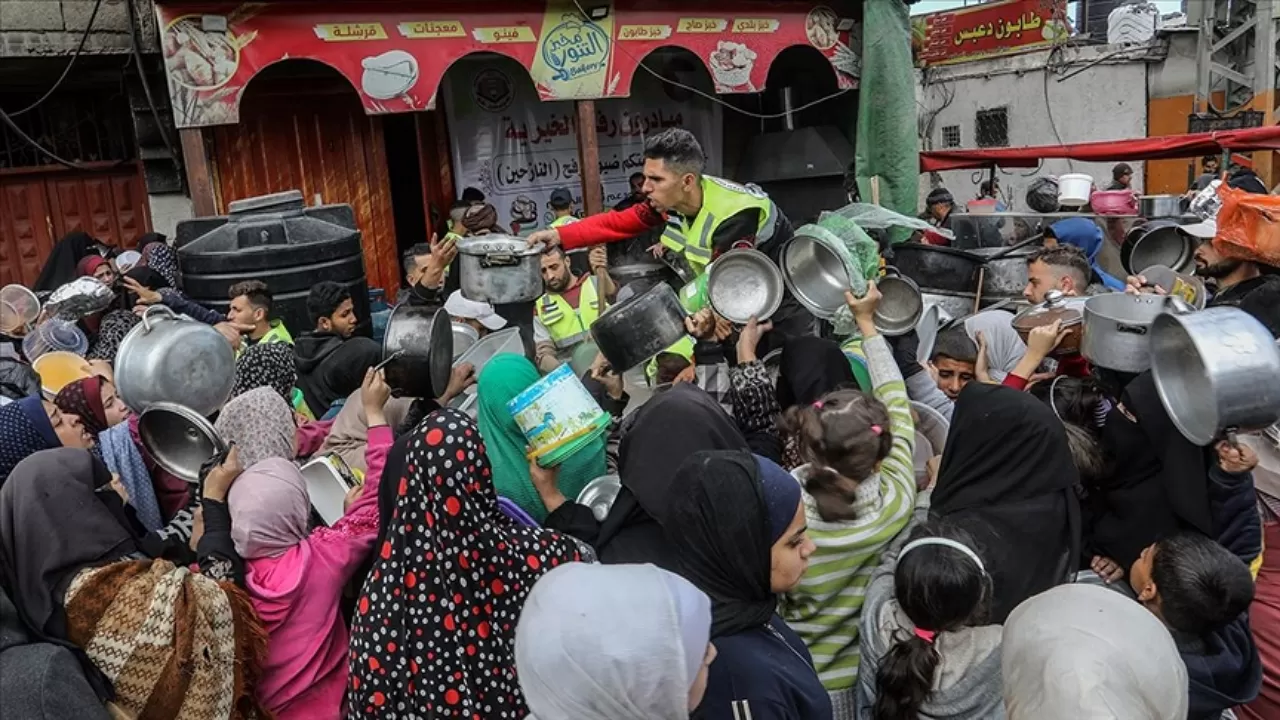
[575,99,603,215]
[179,127,217,217]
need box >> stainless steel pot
[591,283,688,372]
[115,305,236,416]
[781,230,851,319]
[1139,195,1185,218]
[383,305,454,399]
[456,235,544,304]
[1123,220,1194,275]
[707,248,783,324]
[137,402,227,483]
[921,290,978,322]
[1081,293,1191,373]
[874,268,924,337]
[1151,307,1280,446]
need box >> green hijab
[475,354,607,522]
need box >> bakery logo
[473,68,514,112]
[541,15,610,83]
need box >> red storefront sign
[912,0,1068,66]
[155,1,858,128]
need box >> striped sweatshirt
[781,333,917,695]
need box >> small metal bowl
[707,248,784,324]
[874,269,924,336]
[451,322,480,360]
[782,231,850,319]
[576,474,622,522]
[138,402,227,483]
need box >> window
[940,125,961,148]
[975,107,1009,148]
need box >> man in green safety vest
[532,244,615,373]
[528,128,815,349]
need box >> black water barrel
[175,190,370,337]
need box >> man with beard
[532,244,615,373]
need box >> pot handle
[140,304,178,332]
[1115,323,1148,335]
[1163,296,1196,315]
[480,253,521,268]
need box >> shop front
[155,0,860,293]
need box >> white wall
[917,44,1152,211]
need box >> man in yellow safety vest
[548,187,579,229]
[532,244,615,373]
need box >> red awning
[919,125,1280,172]
[155,1,858,128]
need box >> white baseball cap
[445,290,507,330]
[1177,218,1217,240]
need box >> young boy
[1129,442,1264,719]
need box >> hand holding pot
[1027,319,1068,359]
[845,281,882,337]
[1216,440,1259,474]
[590,353,624,400]
[526,228,561,249]
[438,362,477,405]
[203,445,243,503]
[361,368,392,425]
[528,456,566,514]
[737,317,772,364]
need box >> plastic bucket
[1058,173,1094,206]
[508,363,610,467]
[33,351,91,397]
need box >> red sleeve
[558,203,666,250]
[1057,353,1092,378]
[1002,374,1029,390]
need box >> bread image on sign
[361,50,419,100]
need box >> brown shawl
[318,389,412,472]
[63,559,271,720]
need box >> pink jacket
[246,425,393,720]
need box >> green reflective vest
[660,175,778,276]
[536,276,606,349]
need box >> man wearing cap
[532,244,614,373]
[445,290,507,337]
[925,187,955,230]
[547,187,578,229]
[1106,163,1134,191]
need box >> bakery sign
[912,0,1069,66]
[154,0,859,128]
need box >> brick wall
[0,0,159,57]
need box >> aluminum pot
[591,283,687,372]
[1151,306,1280,446]
[707,248,783,324]
[383,304,454,399]
[137,402,227,483]
[1139,194,1185,218]
[874,268,924,336]
[456,235,544,304]
[1122,220,1194,275]
[890,243,982,295]
[115,305,235,416]
[781,230,851,319]
[1081,293,1192,373]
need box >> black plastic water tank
[175,190,370,337]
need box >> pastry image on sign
[510,195,538,226]
[164,15,255,90]
[806,6,839,50]
[361,50,419,99]
[709,41,757,91]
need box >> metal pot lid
[456,235,543,256]
[707,248,784,324]
[451,322,480,360]
[138,402,227,483]
[576,474,622,522]
[1011,290,1085,332]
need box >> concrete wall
[917,44,1154,212]
[0,0,158,57]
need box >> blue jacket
[695,615,832,720]
[1048,218,1125,291]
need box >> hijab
[1002,584,1188,720]
[0,397,59,484]
[516,563,712,720]
[962,310,1026,382]
[227,457,309,559]
[85,309,139,363]
[123,266,169,291]
[140,241,179,288]
[932,382,1080,622]
[75,255,107,278]
[776,335,857,409]
[1047,218,1125,291]
[231,342,297,402]
[475,354,606,522]
[214,386,296,468]
[664,450,801,638]
[320,389,413,472]
[135,232,166,253]
[53,376,109,435]
[349,408,586,718]
[35,231,96,293]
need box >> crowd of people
[0,126,1277,720]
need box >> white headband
[898,537,987,574]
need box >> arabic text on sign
[677,18,728,33]
[950,11,1043,46]
[542,19,610,83]
[473,26,536,43]
[397,20,465,38]
[618,24,672,41]
[731,18,779,33]
[313,23,389,42]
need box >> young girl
[858,521,1002,720]
[780,284,917,717]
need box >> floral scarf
[214,386,297,468]
[231,341,297,402]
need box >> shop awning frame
[919,125,1280,172]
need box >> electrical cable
[3,0,106,117]
[124,0,183,176]
[0,105,123,170]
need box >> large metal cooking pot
[115,305,235,416]
[891,243,982,294]
[707,248,783,324]
[382,304,454,399]
[137,402,227,483]
[456,235,544,304]
[1151,307,1280,446]
[970,246,1032,298]
[921,290,978,322]
[1081,293,1192,373]
[1139,195,1185,218]
[1122,220,1194,275]
[591,283,687,372]
[1010,290,1088,356]
[781,230,851,319]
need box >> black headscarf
[0,448,140,697]
[932,383,1080,622]
[1122,371,1212,535]
[122,266,170,291]
[33,232,95,293]
[776,335,857,409]
[663,450,779,637]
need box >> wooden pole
[179,127,217,216]
[575,99,604,216]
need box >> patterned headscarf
[214,386,296,468]
[348,408,587,718]
[141,242,180,289]
[231,342,297,402]
[86,310,139,363]
[0,397,60,485]
[54,376,109,435]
